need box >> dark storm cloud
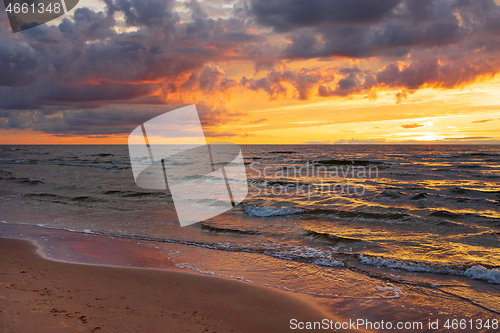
[0,106,170,134]
[375,56,500,89]
[0,40,38,86]
[248,0,500,59]
[103,0,178,28]
[276,0,463,58]
[250,0,401,32]
[0,0,256,134]
[242,0,500,101]
[0,101,245,135]
[0,0,253,105]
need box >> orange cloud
[402,123,424,129]
[472,119,494,123]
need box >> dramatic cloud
[2,0,500,136]
[250,0,401,32]
[242,67,336,100]
[402,123,424,129]
[250,0,500,58]
[243,0,500,101]
[0,0,257,134]
[0,102,245,136]
[395,89,413,104]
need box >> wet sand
[0,238,352,333]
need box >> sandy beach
[0,238,350,333]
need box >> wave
[0,158,130,170]
[449,187,469,195]
[25,193,58,199]
[303,230,360,244]
[306,209,410,221]
[0,174,45,185]
[411,193,428,200]
[242,204,305,217]
[71,196,102,202]
[429,153,499,158]
[24,193,105,204]
[464,266,500,284]
[462,152,500,157]
[103,190,168,198]
[242,203,411,221]
[430,210,462,219]
[248,179,310,188]
[200,223,260,235]
[359,254,500,284]
[311,259,345,268]
[375,191,404,200]
[391,172,420,176]
[21,190,168,205]
[314,159,381,166]
[0,158,26,164]
[457,164,482,169]
[433,155,461,158]
[359,254,463,274]
[387,154,419,158]
[17,178,44,185]
[445,187,500,202]
[175,263,252,283]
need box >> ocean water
[1,145,499,322]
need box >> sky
[1,0,500,144]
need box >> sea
[1,145,499,328]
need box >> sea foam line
[242,204,305,217]
[359,254,500,284]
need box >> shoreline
[0,237,357,332]
[1,221,500,331]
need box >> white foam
[359,255,462,275]
[175,263,251,283]
[242,204,305,217]
[359,255,500,285]
[464,265,500,284]
[376,283,403,298]
[313,258,344,267]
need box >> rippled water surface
[1,145,499,320]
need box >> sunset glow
[1,0,500,144]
